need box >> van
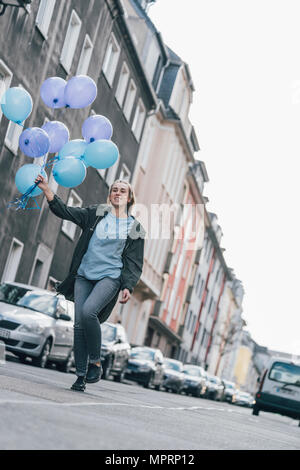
[253,357,300,426]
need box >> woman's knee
[81,303,98,323]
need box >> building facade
[0,0,155,292]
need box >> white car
[0,281,74,372]
[253,357,300,426]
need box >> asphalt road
[0,354,299,451]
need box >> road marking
[0,398,248,414]
[0,398,297,427]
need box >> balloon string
[7,153,56,211]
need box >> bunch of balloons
[0,75,120,209]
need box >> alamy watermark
[97,203,205,251]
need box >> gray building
[0,0,155,290]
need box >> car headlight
[19,324,45,334]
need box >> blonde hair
[107,179,136,214]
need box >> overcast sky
[149,0,300,356]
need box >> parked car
[100,322,131,382]
[162,358,185,393]
[234,390,255,408]
[205,374,224,401]
[221,379,237,403]
[253,357,300,426]
[125,346,164,390]
[181,364,207,397]
[0,281,74,372]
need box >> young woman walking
[35,175,145,392]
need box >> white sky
[149,0,300,355]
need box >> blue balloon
[40,77,67,109]
[58,139,88,160]
[42,121,69,153]
[82,115,113,143]
[83,140,119,169]
[52,157,87,188]
[15,164,47,197]
[1,87,33,124]
[19,127,50,158]
[64,75,97,109]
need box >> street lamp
[0,0,31,16]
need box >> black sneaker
[86,363,103,384]
[70,376,86,392]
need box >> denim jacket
[47,195,145,323]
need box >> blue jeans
[74,275,121,377]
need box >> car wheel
[32,338,51,368]
[56,349,74,374]
[143,372,153,388]
[16,353,27,363]
[102,355,113,380]
[252,405,260,416]
[113,368,125,383]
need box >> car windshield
[183,367,201,377]
[209,377,218,383]
[269,361,300,386]
[224,381,235,389]
[164,360,182,372]
[131,348,155,361]
[0,283,57,317]
[102,324,117,342]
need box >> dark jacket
[47,195,145,323]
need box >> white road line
[0,399,245,414]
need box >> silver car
[0,281,74,372]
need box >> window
[153,332,161,348]
[29,243,54,288]
[33,117,49,165]
[182,258,189,279]
[191,314,196,333]
[60,10,82,74]
[208,297,214,314]
[115,62,130,107]
[173,297,180,320]
[199,279,204,299]
[61,190,83,240]
[102,33,120,87]
[132,99,146,141]
[48,171,58,194]
[105,160,119,187]
[47,276,59,292]
[201,328,206,346]
[196,274,201,293]
[123,79,136,122]
[4,83,26,155]
[186,309,192,330]
[0,60,13,123]
[31,260,43,287]
[76,34,93,75]
[119,163,131,182]
[36,0,56,39]
[4,121,23,155]
[269,362,300,385]
[1,238,24,283]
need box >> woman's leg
[74,276,95,377]
[81,277,120,365]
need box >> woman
[35,174,145,392]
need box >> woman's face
[109,182,131,208]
